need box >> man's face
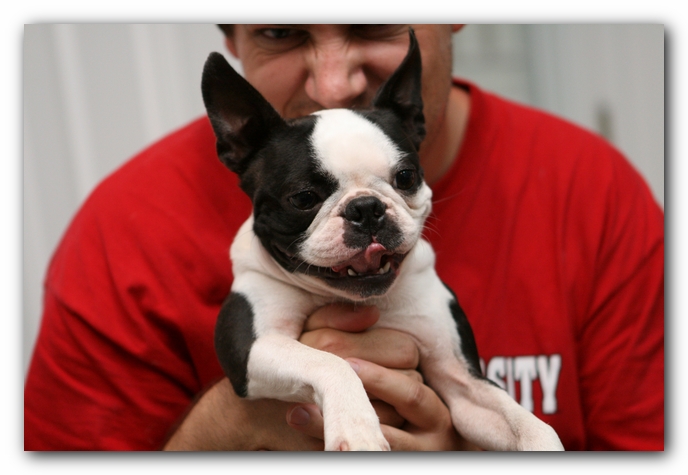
[225,25,458,161]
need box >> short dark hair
[218,24,234,37]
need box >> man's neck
[421,85,471,186]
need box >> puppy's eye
[289,191,320,210]
[395,169,418,191]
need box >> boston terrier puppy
[201,29,563,451]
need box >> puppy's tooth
[383,262,391,274]
[347,268,357,277]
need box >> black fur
[321,267,400,298]
[201,29,426,285]
[370,29,425,151]
[201,52,285,175]
[214,292,256,397]
[358,108,425,191]
[342,196,404,251]
[204,28,483,387]
[441,282,484,380]
[246,117,340,271]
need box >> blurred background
[23,24,664,375]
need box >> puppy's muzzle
[344,196,387,235]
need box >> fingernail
[288,406,310,426]
[347,359,360,374]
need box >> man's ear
[217,24,239,58]
[371,28,425,151]
[224,36,239,59]
[201,52,285,174]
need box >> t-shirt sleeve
[24,169,226,450]
[24,118,248,451]
[572,144,664,450]
[24,289,197,450]
[24,195,196,450]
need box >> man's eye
[252,27,308,52]
[352,24,408,41]
[261,28,296,40]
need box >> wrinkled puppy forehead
[310,109,404,183]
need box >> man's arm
[163,378,323,450]
[574,149,664,450]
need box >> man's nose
[304,44,368,110]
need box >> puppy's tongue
[333,243,388,274]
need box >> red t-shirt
[24,80,664,451]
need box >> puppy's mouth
[322,243,408,298]
[272,241,407,298]
[329,243,404,278]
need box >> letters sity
[480,354,562,414]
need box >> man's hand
[163,377,325,451]
[164,303,477,451]
[290,303,479,451]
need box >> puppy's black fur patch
[442,282,498,386]
[214,292,255,397]
[247,117,341,272]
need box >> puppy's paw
[517,423,564,451]
[327,431,390,451]
[324,414,390,451]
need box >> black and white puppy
[201,29,563,451]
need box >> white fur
[310,109,401,182]
[299,110,432,270]
[227,112,564,451]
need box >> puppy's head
[202,29,431,300]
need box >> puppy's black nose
[344,196,387,233]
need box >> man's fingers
[303,303,380,332]
[380,425,423,451]
[366,369,424,400]
[286,400,404,437]
[394,368,424,384]
[300,328,420,369]
[346,357,448,431]
[380,424,480,451]
[286,404,324,439]
[284,361,477,451]
[371,400,405,428]
[300,303,419,370]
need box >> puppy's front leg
[415,286,564,451]
[425,358,563,451]
[383,271,563,450]
[215,270,389,451]
[247,334,390,451]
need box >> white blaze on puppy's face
[299,109,432,268]
[311,109,400,183]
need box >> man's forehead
[225,24,413,36]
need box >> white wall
[452,24,664,206]
[23,24,664,375]
[23,24,237,374]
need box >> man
[24,24,664,451]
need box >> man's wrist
[163,379,250,450]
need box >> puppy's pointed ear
[372,28,425,151]
[201,52,285,174]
